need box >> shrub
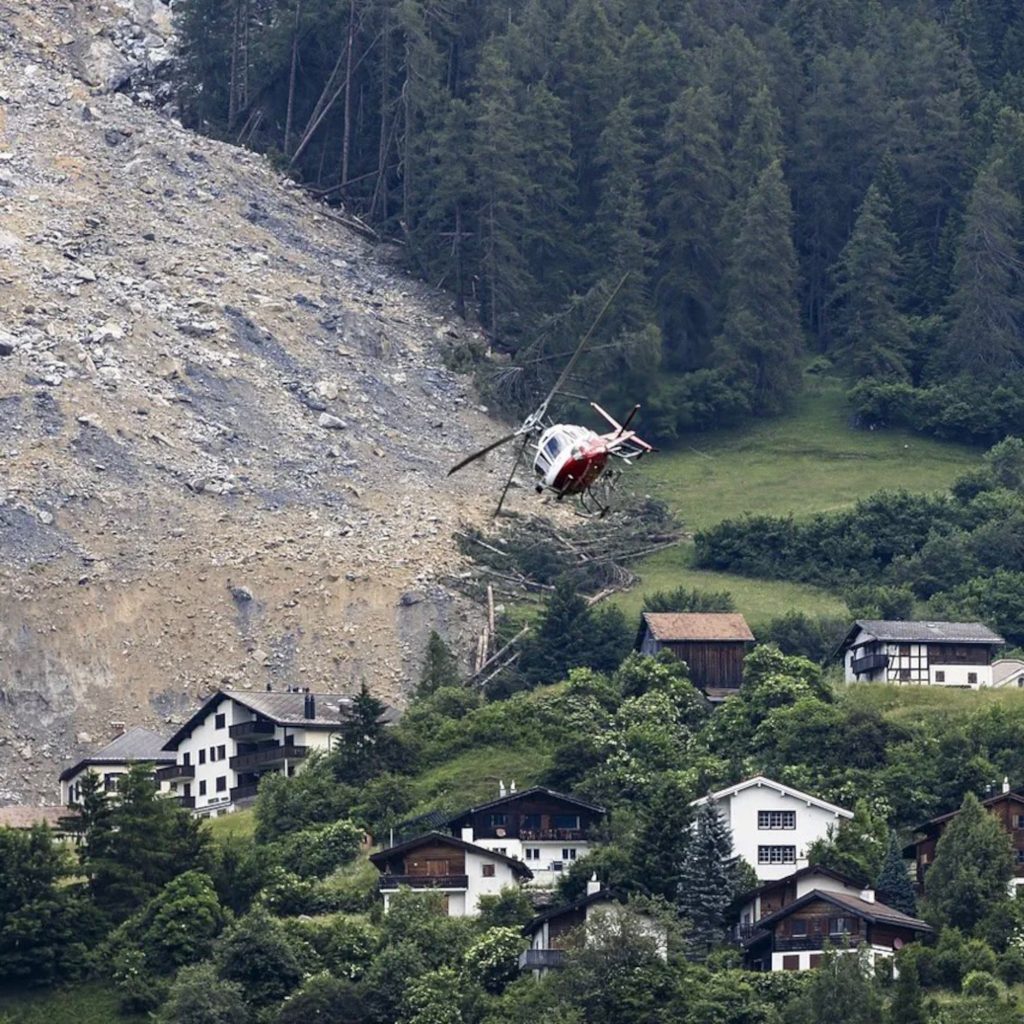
[961,970,1001,999]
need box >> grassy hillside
[0,984,143,1024]
[619,377,977,626]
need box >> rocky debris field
[0,0,509,803]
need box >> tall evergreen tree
[924,790,1014,932]
[518,578,595,686]
[829,184,911,378]
[418,630,459,697]
[676,799,736,958]
[633,776,695,902]
[875,831,918,917]
[333,683,389,784]
[715,160,804,414]
[889,954,925,1024]
[944,157,1024,377]
[654,85,729,371]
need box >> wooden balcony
[519,949,567,970]
[851,652,888,675]
[156,763,195,784]
[774,932,857,952]
[378,874,469,891]
[229,744,308,771]
[177,795,196,809]
[229,719,276,740]
[519,828,586,842]
[230,783,260,803]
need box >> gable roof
[909,788,1024,837]
[445,786,606,823]
[369,831,534,879]
[692,776,853,819]
[0,805,67,829]
[751,888,931,936]
[837,619,1004,655]
[522,889,614,937]
[736,864,865,906]
[163,687,399,750]
[640,612,754,643]
[59,726,174,781]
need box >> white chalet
[370,831,533,917]
[993,659,1024,689]
[59,727,174,806]
[692,776,853,881]
[835,620,1004,687]
[159,687,398,817]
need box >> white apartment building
[59,726,174,805]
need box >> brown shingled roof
[0,806,66,829]
[642,612,754,642]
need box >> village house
[634,612,754,700]
[993,659,1024,689]
[159,686,399,817]
[741,887,932,971]
[903,778,1024,887]
[692,776,853,881]
[442,784,606,887]
[369,831,533,916]
[59,726,174,806]
[519,878,667,976]
[835,620,1004,687]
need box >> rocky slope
[0,0,504,803]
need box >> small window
[553,814,580,830]
[199,780,207,796]
[783,955,800,971]
[209,746,216,761]
[488,814,508,827]
[809,954,823,969]
[791,919,808,937]
[214,713,226,729]
[899,644,911,656]
[899,669,911,681]
[482,863,495,878]
[968,672,978,685]
[829,917,851,935]
[199,749,206,765]
[522,814,541,830]
[216,776,227,793]
[758,846,796,865]
[758,810,796,830]
[1016,849,1024,864]
[217,744,226,760]
[934,671,945,682]
[494,847,507,855]
[183,752,191,766]
[562,848,577,860]
[1017,815,1024,829]
[525,848,540,861]
[104,774,119,793]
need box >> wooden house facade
[635,612,754,698]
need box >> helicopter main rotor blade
[531,271,629,425]
[494,434,533,517]
[447,430,519,477]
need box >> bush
[961,970,1001,999]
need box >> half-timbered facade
[742,889,932,971]
[692,777,853,881]
[444,786,606,887]
[370,831,533,917]
[635,612,755,699]
[835,620,1004,687]
[904,781,1024,886]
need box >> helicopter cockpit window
[544,435,564,460]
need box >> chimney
[510,779,517,793]
[860,888,875,903]
[498,780,506,797]
[587,872,601,897]
[304,693,316,719]
[1004,776,1011,794]
[110,721,126,739]
[461,826,474,843]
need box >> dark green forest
[177,0,1024,442]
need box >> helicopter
[447,277,655,517]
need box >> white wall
[62,764,171,806]
[717,785,848,881]
[770,945,889,971]
[845,631,993,686]
[473,836,589,887]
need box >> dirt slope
[0,0,505,802]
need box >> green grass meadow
[0,984,144,1024]
[617,377,978,624]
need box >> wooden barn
[635,612,754,698]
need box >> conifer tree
[419,630,459,697]
[875,831,918,917]
[334,683,388,784]
[889,955,925,1024]
[518,578,594,686]
[715,160,803,414]
[676,799,736,958]
[829,185,911,378]
[924,790,1014,932]
[633,776,695,902]
[655,85,729,370]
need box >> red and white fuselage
[533,424,610,495]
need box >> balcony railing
[230,783,260,803]
[378,874,469,890]
[229,719,276,740]
[519,828,586,842]
[774,933,858,952]
[177,795,196,809]
[229,745,308,771]
[518,949,567,970]
[733,923,768,943]
[851,652,888,675]
[156,763,195,783]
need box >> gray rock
[229,584,253,603]
[318,412,347,430]
[0,333,15,357]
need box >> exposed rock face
[0,0,502,803]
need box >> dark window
[199,780,207,796]
[104,774,119,793]
[783,955,800,971]
[198,749,206,765]
[899,669,911,681]
[183,752,191,766]
[562,848,577,860]
[899,644,911,656]
[553,814,580,830]
[1017,815,1024,829]
[758,846,796,865]
[217,745,226,760]
[791,920,808,937]
[935,671,945,682]
[216,776,226,793]
[809,954,823,969]
[214,713,226,729]
[522,814,541,830]
[968,672,978,685]
[482,863,495,878]
[828,917,851,935]
[488,814,508,827]
[209,746,216,761]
